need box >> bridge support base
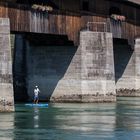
[116,38,140,96]
[0,18,14,112]
[50,31,116,102]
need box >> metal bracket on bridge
[86,22,107,32]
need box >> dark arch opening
[109,6,121,15]
[13,33,75,102]
[113,38,133,83]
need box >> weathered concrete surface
[115,38,140,96]
[135,38,140,95]
[114,43,135,96]
[80,31,116,102]
[0,18,14,111]
[50,31,116,102]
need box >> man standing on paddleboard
[34,86,40,104]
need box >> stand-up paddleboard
[25,103,48,107]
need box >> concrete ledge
[0,84,14,112]
[0,99,14,112]
[51,94,116,103]
[117,88,140,97]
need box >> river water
[1,97,140,140]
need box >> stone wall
[0,18,14,112]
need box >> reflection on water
[0,112,14,140]
[34,107,39,128]
[52,103,116,134]
[116,98,140,131]
[0,97,140,140]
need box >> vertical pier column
[81,31,116,102]
[50,31,116,102]
[0,18,14,112]
[135,38,140,95]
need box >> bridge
[0,2,140,112]
[0,2,139,45]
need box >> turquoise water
[1,97,140,140]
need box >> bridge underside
[0,2,139,46]
[13,33,75,102]
[13,31,116,103]
[12,31,140,103]
[0,18,14,112]
[0,15,140,111]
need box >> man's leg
[34,96,37,104]
[36,100,38,104]
[36,96,39,104]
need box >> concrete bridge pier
[115,38,140,96]
[0,18,14,112]
[80,31,116,102]
[13,31,116,103]
[51,31,116,102]
[135,38,140,95]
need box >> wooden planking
[0,3,139,45]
